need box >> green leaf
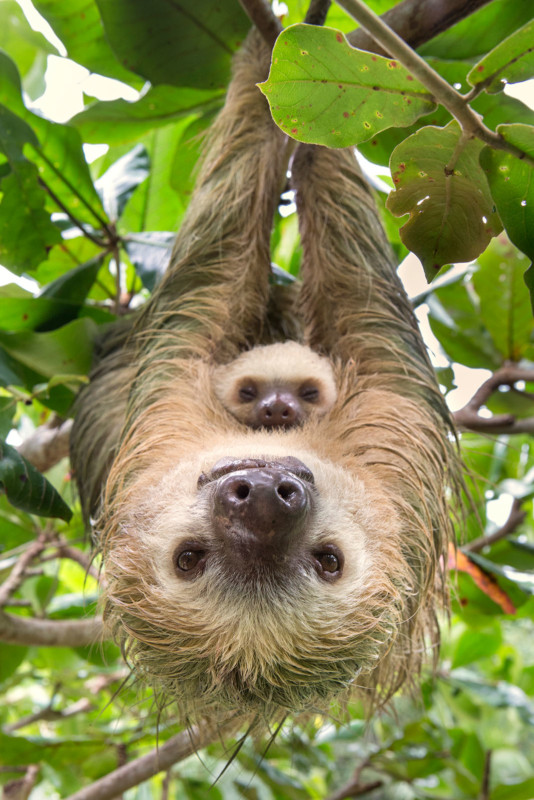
[492,778,534,800]
[96,144,149,221]
[427,281,502,369]
[0,256,105,332]
[0,318,98,380]
[259,24,436,147]
[480,124,534,265]
[452,626,502,668]
[0,643,27,683]
[94,0,250,89]
[32,0,142,86]
[72,85,223,145]
[0,440,72,520]
[0,0,57,79]
[386,121,503,277]
[40,255,105,305]
[124,232,174,291]
[468,20,534,93]
[0,104,62,272]
[418,0,533,60]
[472,236,533,360]
[120,119,206,235]
[0,51,108,232]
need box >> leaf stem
[335,0,534,165]
[39,178,112,249]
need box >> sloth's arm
[144,32,288,359]
[292,144,439,405]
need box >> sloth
[71,29,459,726]
[213,341,337,429]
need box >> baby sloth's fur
[71,31,460,725]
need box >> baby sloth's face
[213,341,338,430]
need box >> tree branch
[305,0,332,26]
[347,0,493,54]
[0,533,48,607]
[453,366,534,435]
[0,609,103,646]
[480,750,492,800]
[237,0,282,47]
[17,417,72,473]
[465,497,526,553]
[64,719,239,800]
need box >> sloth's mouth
[197,456,315,489]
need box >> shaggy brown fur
[71,30,459,725]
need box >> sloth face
[103,439,405,720]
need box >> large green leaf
[427,280,502,370]
[480,124,534,264]
[0,440,72,520]
[32,0,142,86]
[387,121,502,277]
[0,256,105,332]
[472,236,533,361]
[95,0,250,89]
[72,85,223,145]
[0,51,107,233]
[124,232,174,291]
[418,0,533,60]
[95,144,149,221]
[468,20,534,93]
[0,104,61,272]
[492,778,534,800]
[0,318,97,380]
[0,0,56,79]
[259,24,435,147]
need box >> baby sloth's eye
[313,545,344,581]
[239,384,257,403]
[299,385,320,403]
[173,545,206,577]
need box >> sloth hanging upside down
[71,29,459,725]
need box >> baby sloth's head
[213,341,337,429]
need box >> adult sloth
[71,29,459,726]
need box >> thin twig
[4,698,93,733]
[480,750,492,800]
[0,532,48,607]
[465,497,526,553]
[337,0,534,165]
[39,178,111,248]
[326,779,383,800]
[453,366,534,435]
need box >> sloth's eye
[319,553,339,572]
[239,385,257,402]
[313,545,343,581]
[300,385,319,403]
[174,547,206,575]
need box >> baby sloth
[213,341,337,429]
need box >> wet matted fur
[71,30,460,725]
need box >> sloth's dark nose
[256,392,302,428]
[213,467,311,556]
